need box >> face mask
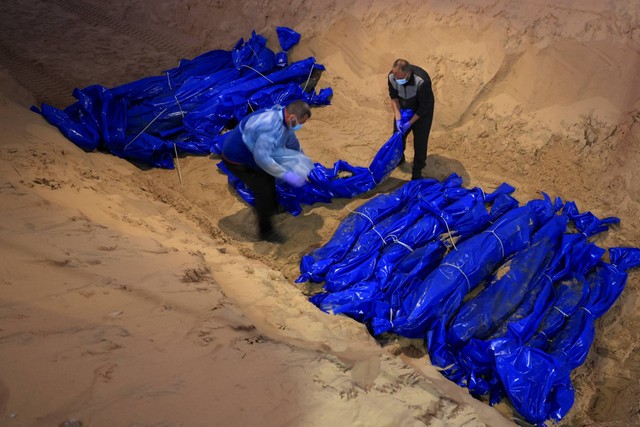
[395,77,408,85]
[290,116,303,131]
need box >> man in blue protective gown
[221,100,311,243]
[388,59,435,180]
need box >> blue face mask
[290,117,303,131]
[395,77,408,85]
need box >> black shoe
[259,229,286,243]
[399,156,406,165]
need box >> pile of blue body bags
[299,173,640,425]
[34,27,405,215]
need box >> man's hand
[395,119,402,132]
[282,171,306,188]
[400,122,412,134]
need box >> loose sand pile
[0,1,639,426]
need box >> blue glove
[400,122,412,134]
[395,119,402,132]
[282,171,306,188]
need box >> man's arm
[390,98,402,121]
[252,133,288,178]
[388,75,403,121]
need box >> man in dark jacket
[388,59,435,180]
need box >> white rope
[395,240,414,252]
[441,262,471,293]
[346,207,385,243]
[123,108,169,151]
[302,63,316,92]
[581,306,593,316]
[163,72,185,188]
[483,229,505,259]
[440,213,457,250]
[367,168,378,186]
[346,206,375,226]
[174,95,186,118]
[553,306,569,317]
[240,64,274,83]
[165,71,186,117]
[388,235,414,252]
[247,44,262,67]
[173,143,183,188]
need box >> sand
[0,1,639,426]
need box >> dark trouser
[393,106,434,178]
[222,159,278,235]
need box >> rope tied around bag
[165,71,186,118]
[483,229,505,259]
[439,212,457,251]
[123,108,169,151]
[346,207,385,243]
[441,262,472,293]
[367,168,378,186]
[387,234,414,252]
[240,64,274,83]
[580,306,594,316]
[554,306,570,317]
[302,62,316,92]
[164,71,185,187]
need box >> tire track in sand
[0,42,76,107]
[49,0,204,58]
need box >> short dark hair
[286,100,311,120]
[393,59,411,73]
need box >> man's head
[392,59,412,84]
[285,100,311,130]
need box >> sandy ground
[0,0,639,426]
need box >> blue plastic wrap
[35,28,332,169]
[297,178,439,283]
[221,130,403,216]
[494,247,640,424]
[448,214,568,347]
[391,204,542,338]
[276,26,301,51]
[302,176,640,425]
[311,180,518,337]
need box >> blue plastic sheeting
[33,28,332,169]
[493,247,640,424]
[301,176,640,425]
[217,131,404,216]
[35,27,404,215]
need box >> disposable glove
[282,171,306,187]
[400,122,412,134]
